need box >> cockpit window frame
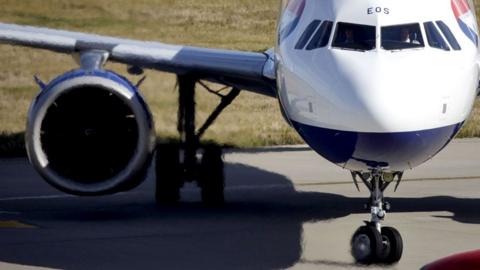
[315,20,459,53]
[295,20,322,50]
[380,23,425,51]
[306,20,334,50]
[435,21,462,51]
[424,22,451,51]
[331,22,377,52]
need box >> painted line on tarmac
[0,211,20,214]
[295,175,480,187]
[0,220,36,229]
[225,184,294,191]
[0,192,136,202]
[225,176,480,190]
[0,176,478,201]
[0,194,75,202]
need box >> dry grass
[0,0,480,154]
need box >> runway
[0,139,480,269]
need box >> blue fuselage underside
[291,121,464,171]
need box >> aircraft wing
[0,23,276,96]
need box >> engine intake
[26,69,155,195]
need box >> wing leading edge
[0,23,276,96]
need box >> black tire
[199,145,225,206]
[380,226,403,264]
[155,143,183,204]
[351,225,383,264]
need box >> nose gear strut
[350,170,404,264]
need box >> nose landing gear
[350,170,404,264]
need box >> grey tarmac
[0,139,479,269]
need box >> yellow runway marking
[0,220,36,229]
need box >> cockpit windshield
[332,22,376,51]
[381,23,424,50]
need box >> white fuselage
[276,0,480,171]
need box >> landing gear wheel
[379,226,403,264]
[199,145,225,206]
[155,144,183,204]
[351,225,383,264]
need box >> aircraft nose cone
[329,51,452,133]
[290,51,465,170]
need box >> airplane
[0,0,479,265]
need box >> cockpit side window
[424,22,451,51]
[306,21,333,50]
[332,22,376,51]
[295,20,321,50]
[381,23,425,50]
[435,21,461,51]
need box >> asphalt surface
[0,139,480,269]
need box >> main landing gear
[155,75,240,206]
[350,170,404,264]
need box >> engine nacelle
[26,69,155,195]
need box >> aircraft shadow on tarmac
[0,161,479,269]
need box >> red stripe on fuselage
[451,0,471,18]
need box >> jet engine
[26,69,155,195]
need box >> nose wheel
[380,226,403,264]
[350,170,404,264]
[351,224,383,264]
[351,223,403,264]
